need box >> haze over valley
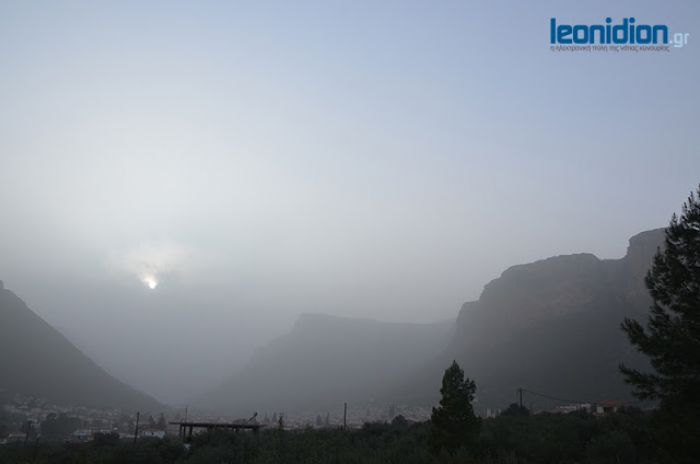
[0,226,669,416]
[1,1,699,462]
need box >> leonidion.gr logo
[550,17,689,52]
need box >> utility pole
[133,412,140,445]
[518,388,523,409]
[343,402,347,430]
[24,420,32,445]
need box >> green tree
[277,413,285,430]
[500,403,530,417]
[391,414,408,427]
[620,185,700,406]
[620,185,700,463]
[430,360,480,453]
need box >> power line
[520,388,592,405]
[518,388,650,412]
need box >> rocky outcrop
[398,229,665,410]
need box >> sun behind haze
[0,0,698,403]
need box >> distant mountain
[0,281,162,412]
[200,313,454,415]
[396,229,665,410]
[200,229,665,415]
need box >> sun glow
[143,276,159,290]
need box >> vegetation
[1,187,698,462]
[430,360,480,454]
[0,362,676,463]
[0,408,664,464]
[620,184,700,463]
[621,185,700,406]
[0,363,668,463]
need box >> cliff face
[615,229,667,309]
[400,229,665,410]
[451,229,665,409]
[204,229,666,413]
[0,282,162,412]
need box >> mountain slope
[0,281,162,412]
[200,314,453,415]
[397,229,665,410]
[201,229,665,414]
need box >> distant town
[1,389,641,447]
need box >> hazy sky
[1,1,698,403]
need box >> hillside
[396,229,665,410]
[200,313,453,415]
[200,229,665,414]
[0,281,162,412]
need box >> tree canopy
[430,360,480,453]
[620,184,700,408]
[620,184,700,463]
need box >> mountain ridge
[199,312,454,415]
[0,281,162,412]
[396,228,665,409]
[199,229,665,414]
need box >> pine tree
[620,185,700,408]
[620,184,700,463]
[277,413,284,431]
[430,360,480,453]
